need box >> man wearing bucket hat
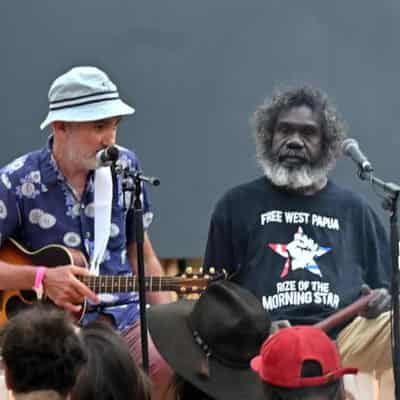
[0,66,172,393]
[251,326,358,400]
[148,280,272,400]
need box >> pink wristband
[34,267,46,289]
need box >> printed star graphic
[268,227,331,278]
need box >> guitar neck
[79,275,185,293]
[314,293,374,333]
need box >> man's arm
[0,260,99,313]
[0,261,36,290]
[128,232,173,304]
[0,168,99,314]
[359,204,392,318]
[203,199,235,275]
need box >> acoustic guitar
[0,238,221,325]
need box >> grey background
[1,1,399,258]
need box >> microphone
[124,172,160,187]
[135,172,160,186]
[341,138,374,173]
[96,146,119,168]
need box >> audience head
[148,280,272,400]
[70,320,150,400]
[0,304,85,397]
[251,326,358,400]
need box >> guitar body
[0,239,87,326]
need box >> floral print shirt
[0,137,153,330]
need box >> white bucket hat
[40,66,135,130]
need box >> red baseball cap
[251,326,358,388]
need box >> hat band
[49,91,119,111]
[192,329,250,369]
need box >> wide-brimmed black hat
[148,280,271,400]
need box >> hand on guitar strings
[359,283,391,319]
[43,265,100,313]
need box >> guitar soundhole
[5,294,35,320]
[20,290,37,302]
[5,290,37,320]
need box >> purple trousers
[121,319,173,386]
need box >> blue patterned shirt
[0,137,153,330]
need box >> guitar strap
[91,166,113,276]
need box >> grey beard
[259,157,329,192]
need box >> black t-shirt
[204,177,390,337]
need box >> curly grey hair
[252,86,347,174]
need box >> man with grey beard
[204,86,393,398]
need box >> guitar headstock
[176,267,227,295]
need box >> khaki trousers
[337,311,393,399]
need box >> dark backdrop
[2,1,399,258]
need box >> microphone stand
[359,170,400,399]
[117,164,160,373]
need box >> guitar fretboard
[79,275,205,293]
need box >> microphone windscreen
[341,138,358,156]
[108,146,119,161]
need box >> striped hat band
[49,90,119,111]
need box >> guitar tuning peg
[185,266,193,274]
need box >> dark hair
[0,304,86,395]
[262,380,345,400]
[261,360,345,400]
[70,321,150,400]
[252,86,347,170]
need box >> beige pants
[336,311,393,399]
